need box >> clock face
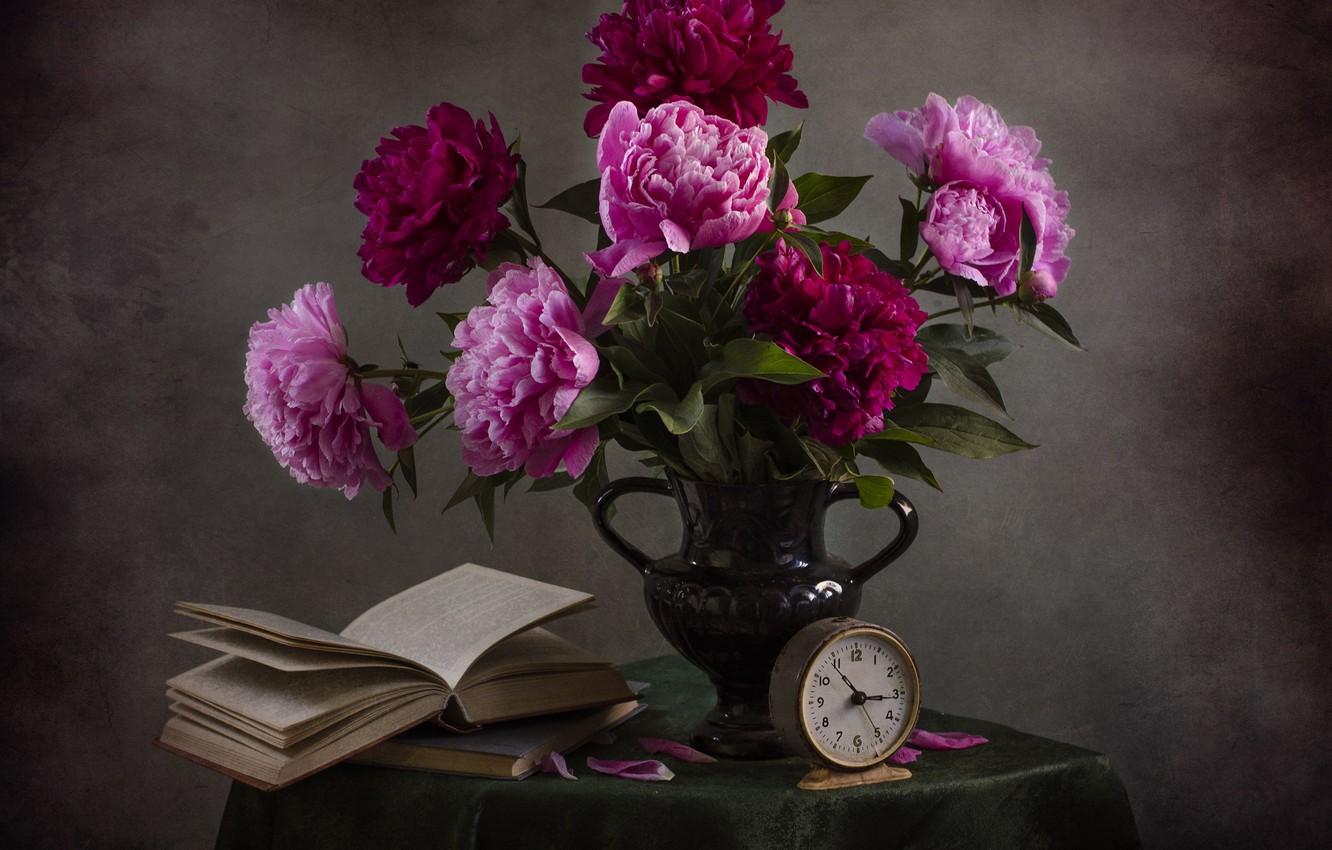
[801,628,919,768]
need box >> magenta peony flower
[244,283,416,499]
[581,0,808,137]
[588,100,771,278]
[354,103,520,307]
[740,241,929,445]
[866,94,1074,296]
[446,258,601,478]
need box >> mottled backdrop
[2,1,1329,847]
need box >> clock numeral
[853,734,862,748]
[821,716,829,728]
[885,664,897,676]
[850,648,862,662]
[835,730,842,742]
[816,696,824,708]
[832,657,841,670]
[885,710,895,721]
[817,675,830,686]
[875,728,883,739]
[891,688,900,699]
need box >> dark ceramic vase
[593,471,918,759]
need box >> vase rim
[663,470,834,491]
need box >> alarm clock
[770,617,921,772]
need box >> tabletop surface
[215,654,1141,850]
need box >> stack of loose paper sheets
[157,564,635,789]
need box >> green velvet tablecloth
[214,655,1140,850]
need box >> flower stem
[926,294,1014,320]
[720,231,777,309]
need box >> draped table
[215,655,1140,849]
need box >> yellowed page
[175,603,375,654]
[340,563,593,688]
[171,628,413,673]
[459,628,605,688]
[167,656,440,734]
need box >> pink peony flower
[446,258,601,478]
[244,283,416,499]
[589,100,771,278]
[581,0,807,137]
[740,241,929,445]
[866,94,1074,296]
[354,103,520,307]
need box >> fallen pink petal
[889,745,922,765]
[637,737,717,764]
[909,729,990,750]
[539,751,577,780]
[586,757,675,781]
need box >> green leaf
[916,324,1014,366]
[892,403,1036,459]
[475,485,496,542]
[1020,302,1085,351]
[1020,205,1037,278]
[555,378,658,430]
[381,488,396,533]
[852,474,896,509]
[766,121,804,164]
[857,440,941,491]
[436,311,469,333]
[644,289,664,326]
[536,177,601,224]
[397,446,418,497]
[572,444,610,513]
[636,381,705,435]
[405,380,450,418]
[529,472,575,493]
[791,173,873,225]
[899,197,919,262]
[770,154,790,213]
[861,424,932,445]
[783,231,824,275]
[951,275,976,334]
[799,226,876,253]
[921,344,1008,417]
[603,284,646,326]
[444,471,485,512]
[699,338,824,393]
[680,404,728,480]
[509,159,540,247]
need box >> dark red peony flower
[354,103,519,306]
[740,241,929,445]
[582,0,808,136]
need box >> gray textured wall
[2,0,1329,847]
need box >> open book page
[171,628,414,674]
[459,628,605,689]
[175,603,376,654]
[167,656,443,736]
[340,563,594,689]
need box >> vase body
[593,472,917,759]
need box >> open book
[155,564,635,790]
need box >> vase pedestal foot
[690,687,789,760]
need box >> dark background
[2,0,1329,846]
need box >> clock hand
[834,667,862,698]
[857,703,883,754]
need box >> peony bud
[1019,269,1059,303]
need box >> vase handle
[593,477,675,575]
[826,483,919,583]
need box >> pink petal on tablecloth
[586,757,675,781]
[540,751,577,780]
[888,745,922,765]
[638,737,718,764]
[908,729,990,750]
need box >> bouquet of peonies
[244,0,1080,535]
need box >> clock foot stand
[797,762,912,791]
